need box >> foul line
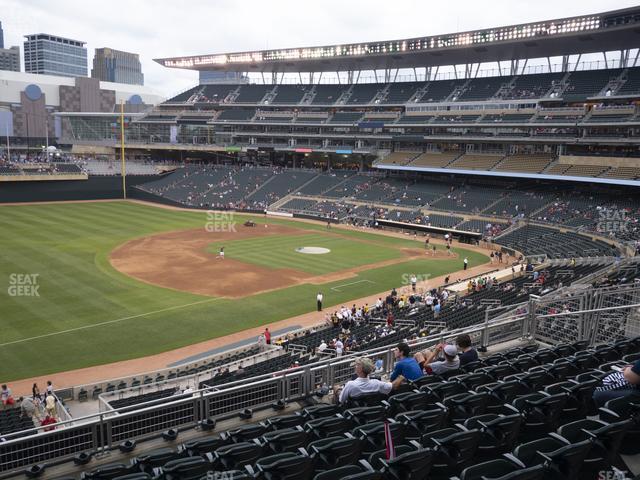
[331,279,375,292]
[0,297,223,348]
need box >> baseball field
[0,201,488,381]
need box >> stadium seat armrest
[409,440,423,449]
[358,459,375,471]
[502,453,527,468]
[547,432,571,444]
[579,428,598,439]
[245,464,256,475]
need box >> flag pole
[120,100,127,199]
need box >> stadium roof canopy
[155,7,640,73]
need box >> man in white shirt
[318,340,327,352]
[316,292,324,311]
[335,339,344,356]
[336,357,394,404]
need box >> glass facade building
[91,48,143,85]
[24,34,88,77]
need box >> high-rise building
[0,45,20,72]
[91,48,143,85]
[0,21,5,49]
[24,33,88,77]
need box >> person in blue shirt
[390,342,424,383]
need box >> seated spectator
[593,359,640,407]
[41,414,57,431]
[390,342,424,383]
[335,357,395,404]
[416,344,460,375]
[19,396,37,419]
[456,334,479,366]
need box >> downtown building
[24,33,88,77]
[92,48,144,85]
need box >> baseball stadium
[1,5,640,480]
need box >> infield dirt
[110,224,452,298]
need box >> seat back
[343,406,387,425]
[395,406,448,439]
[256,453,315,480]
[445,393,490,423]
[381,448,435,480]
[344,392,389,408]
[135,448,180,471]
[432,429,482,471]
[214,442,263,469]
[181,437,227,456]
[261,428,308,453]
[301,404,341,420]
[161,456,210,480]
[86,464,132,480]
[478,414,523,452]
[459,459,545,480]
[540,440,592,480]
[224,423,266,442]
[354,422,405,454]
[308,436,362,470]
[305,416,351,439]
[388,391,431,414]
[313,466,382,480]
[265,414,305,431]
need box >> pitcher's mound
[295,247,331,255]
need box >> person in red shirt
[264,327,271,345]
[41,415,57,431]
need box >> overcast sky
[2,0,637,98]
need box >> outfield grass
[0,201,487,381]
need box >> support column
[271,71,277,84]
[620,49,630,68]
[561,55,570,72]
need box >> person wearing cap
[417,343,460,375]
[334,357,395,404]
[390,342,424,383]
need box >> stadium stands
[311,85,347,104]
[271,85,307,104]
[495,225,617,257]
[347,83,383,104]
[234,85,273,103]
[447,154,505,171]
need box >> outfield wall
[0,176,158,203]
